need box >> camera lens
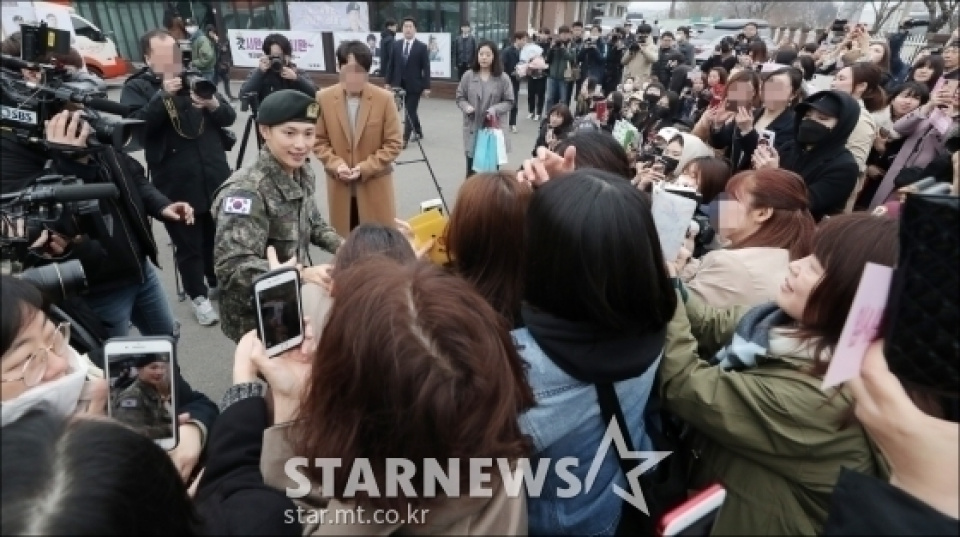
[270,56,284,72]
[19,260,87,303]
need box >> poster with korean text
[227,30,325,71]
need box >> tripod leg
[171,243,186,302]
[405,107,449,214]
[235,115,257,170]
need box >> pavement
[105,82,537,400]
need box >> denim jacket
[513,327,659,536]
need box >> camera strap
[162,96,205,139]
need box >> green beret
[256,89,320,126]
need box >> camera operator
[652,31,679,86]
[0,45,195,341]
[603,30,626,95]
[703,36,738,73]
[542,26,574,116]
[121,29,236,327]
[238,33,317,105]
[622,24,658,87]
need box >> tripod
[235,93,263,170]
[392,88,449,214]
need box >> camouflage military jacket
[112,380,174,440]
[212,148,343,342]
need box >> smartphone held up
[252,267,305,358]
[104,337,178,450]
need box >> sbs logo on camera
[1,105,38,125]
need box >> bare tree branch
[924,0,959,33]
[870,0,907,32]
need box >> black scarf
[521,304,665,384]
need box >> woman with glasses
[0,275,218,485]
[1,276,96,426]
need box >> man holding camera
[238,33,317,106]
[1,48,194,340]
[621,23,658,86]
[121,29,236,327]
[543,26,574,113]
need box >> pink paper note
[822,263,894,390]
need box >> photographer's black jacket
[238,65,316,104]
[120,67,236,213]
[0,134,171,293]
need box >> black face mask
[654,104,671,119]
[720,43,732,54]
[661,155,679,174]
[796,118,832,145]
[644,94,660,105]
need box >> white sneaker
[533,114,541,121]
[526,112,533,119]
[192,297,219,326]
[511,125,518,134]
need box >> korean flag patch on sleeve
[223,196,253,215]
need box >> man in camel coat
[314,40,403,237]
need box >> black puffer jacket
[778,91,860,221]
[120,67,236,212]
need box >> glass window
[414,1,439,33]
[468,1,511,48]
[369,0,412,31]
[439,1,460,34]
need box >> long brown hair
[726,169,815,259]
[445,172,531,326]
[292,258,535,511]
[797,214,899,366]
[848,62,887,112]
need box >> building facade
[69,1,602,80]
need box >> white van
[1,3,128,79]
[69,12,128,79]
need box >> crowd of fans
[1,13,958,537]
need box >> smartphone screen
[253,268,304,357]
[595,100,608,120]
[105,337,178,450]
[758,129,776,149]
[940,79,959,98]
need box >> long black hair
[1,275,45,358]
[2,409,200,535]
[471,39,503,77]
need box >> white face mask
[186,26,198,34]
[1,346,87,427]
[623,83,635,93]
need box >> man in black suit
[385,16,431,148]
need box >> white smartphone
[420,198,444,216]
[104,336,178,451]
[758,129,776,149]
[252,266,304,357]
[658,484,727,536]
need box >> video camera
[1,24,142,152]
[0,170,119,301]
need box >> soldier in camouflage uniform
[213,89,343,342]
[112,355,174,440]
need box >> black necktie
[403,41,410,62]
